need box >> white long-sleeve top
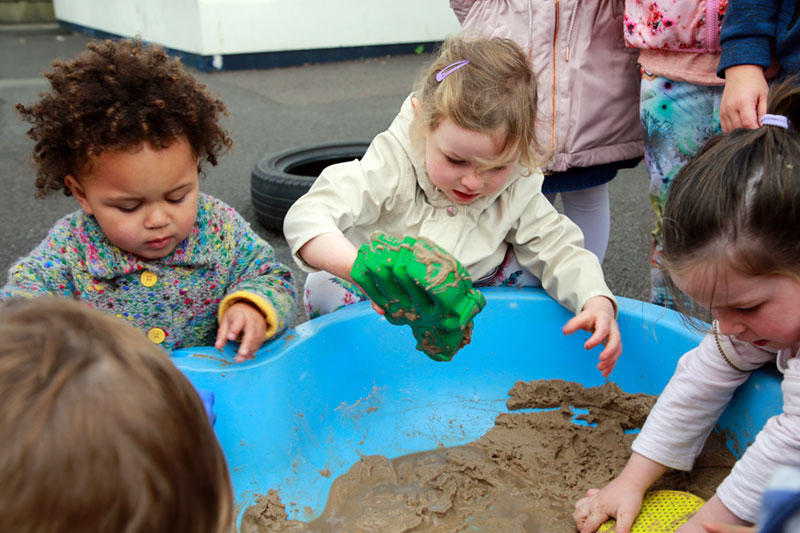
[631,322,800,522]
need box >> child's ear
[64,175,93,215]
[411,97,421,117]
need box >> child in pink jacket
[450,0,643,264]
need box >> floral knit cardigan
[1,193,296,351]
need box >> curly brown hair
[16,38,233,197]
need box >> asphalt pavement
[0,24,654,326]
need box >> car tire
[250,141,371,233]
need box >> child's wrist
[231,300,265,317]
[582,295,614,313]
[219,292,279,338]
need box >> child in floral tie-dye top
[3,38,296,362]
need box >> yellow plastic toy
[598,490,705,532]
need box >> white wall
[54,0,205,54]
[54,0,461,56]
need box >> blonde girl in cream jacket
[284,37,622,376]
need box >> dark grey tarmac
[0,24,654,326]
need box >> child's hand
[215,301,267,363]
[562,296,621,377]
[720,64,769,133]
[677,496,753,533]
[575,453,667,532]
[574,481,644,533]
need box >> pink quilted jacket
[451,0,643,172]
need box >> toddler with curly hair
[3,38,296,362]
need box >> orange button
[147,327,166,344]
[140,271,158,287]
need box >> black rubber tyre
[251,141,371,233]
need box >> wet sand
[241,379,735,532]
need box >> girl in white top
[574,80,800,532]
[283,37,621,375]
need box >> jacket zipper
[565,1,578,63]
[551,0,559,154]
[706,0,720,52]
[527,0,533,60]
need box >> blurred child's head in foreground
[0,297,233,533]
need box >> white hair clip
[760,114,790,129]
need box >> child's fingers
[561,314,587,335]
[606,512,634,533]
[215,321,230,350]
[564,314,622,376]
[226,312,246,340]
[597,357,616,378]
[582,316,613,350]
[574,497,610,533]
[218,312,246,360]
[235,326,258,363]
[234,353,250,363]
[234,328,255,363]
[597,335,621,360]
[573,497,591,529]
[598,360,614,378]
[580,508,626,533]
[598,346,622,377]
[582,327,606,350]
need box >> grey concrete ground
[0,24,654,326]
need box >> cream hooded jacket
[283,96,616,316]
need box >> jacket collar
[79,193,218,279]
[388,94,527,212]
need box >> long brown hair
[661,78,800,312]
[0,297,234,532]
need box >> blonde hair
[0,297,234,533]
[411,36,541,171]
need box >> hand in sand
[573,480,645,533]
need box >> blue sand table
[172,288,782,522]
